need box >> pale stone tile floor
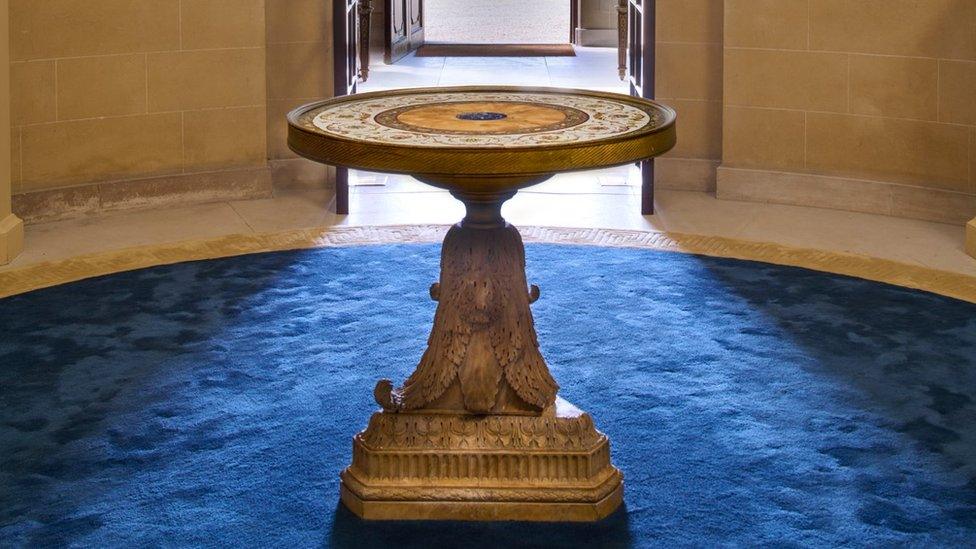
[3,49,973,280]
[4,176,974,280]
[358,47,629,94]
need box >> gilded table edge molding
[1,224,974,305]
[287,86,677,179]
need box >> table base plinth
[339,397,624,522]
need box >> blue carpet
[2,243,976,547]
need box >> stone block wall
[654,0,723,191]
[10,0,274,222]
[5,0,975,229]
[718,0,976,224]
[266,0,336,190]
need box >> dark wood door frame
[570,0,579,44]
[333,0,373,215]
[622,0,656,215]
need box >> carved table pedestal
[288,87,676,521]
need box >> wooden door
[333,0,372,215]
[386,0,424,64]
[623,0,656,215]
[570,0,579,44]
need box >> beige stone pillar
[967,218,975,259]
[577,0,618,46]
[0,0,23,264]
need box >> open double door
[332,0,426,214]
[386,0,425,64]
[332,0,423,95]
[332,0,655,215]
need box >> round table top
[288,86,676,185]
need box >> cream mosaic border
[1,224,975,304]
[305,92,656,148]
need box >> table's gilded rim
[286,86,677,179]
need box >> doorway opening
[383,0,577,63]
[424,0,572,47]
[336,0,656,221]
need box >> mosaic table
[288,87,676,521]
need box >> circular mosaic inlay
[374,101,589,136]
[300,91,661,148]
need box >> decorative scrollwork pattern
[302,91,658,148]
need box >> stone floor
[3,49,974,280]
[425,0,571,44]
[359,46,627,93]
[4,178,974,280]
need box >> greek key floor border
[1,224,974,304]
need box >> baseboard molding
[13,167,273,225]
[655,157,718,192]
[967,218,976,259]
[270,157,337,191]
[717,166,976,225]
[416,44,576,57]
[0,213,24,265]
[575,28,616,48]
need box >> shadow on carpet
[1,243,975,547]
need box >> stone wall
[5,0,975,229]
[718,0,976,224]
[968,218,976,258]
[577,0,618,46]
[266,0,336,190]
[5,0,338,225]
[574,0,723,192]
[654,0,723,192]
[0,0,23,263]
[9,0,277,222]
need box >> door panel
[386,0,424,63]
[409,0,424,46]
[386,0,408,63]
[623,0,656,214]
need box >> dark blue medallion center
[456,111,508,121]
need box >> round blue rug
[1,243,975,547]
